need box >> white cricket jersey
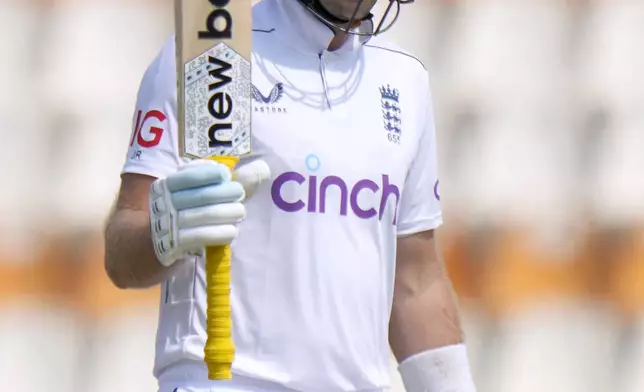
[122,0,442,391]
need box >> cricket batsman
[104,0,477,391]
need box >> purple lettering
[271,172,306,212]
[307,175,317,213]
[350,179,379,219]
[271,172,400,224]
[379,175,400,224]
[319,176,348,215]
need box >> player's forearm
[104,209,176,289]
[389,271,464,362]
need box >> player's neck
[327,33,347,51]
[327,20,361,52]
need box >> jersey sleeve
[396,75,443,236]
[121,37,180,179]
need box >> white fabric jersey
[122,0,442,391]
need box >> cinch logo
[270,154,401,224]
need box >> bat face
[175,0,252,160]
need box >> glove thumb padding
[234,159,271,201]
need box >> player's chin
[320,0,376,21]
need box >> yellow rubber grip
[204,155,239,380]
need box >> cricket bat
[174,0,252,380]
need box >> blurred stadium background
[1,0,643,391]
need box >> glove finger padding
[171,181,245,210]
[150,180,169,215]
[154,226,241,258]
[152,215,171,236]
[168,161,232,190]
[178,225,239,249]
[153,233,176,260]
[178,203,246,228]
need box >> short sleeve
[396,75,443,236]
[121,37,180,179]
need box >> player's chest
[247,65,420,181]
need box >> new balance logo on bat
[199,0,235,149]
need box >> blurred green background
[0,0,643,391]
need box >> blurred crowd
[0,1,643,392]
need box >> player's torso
[232,16,428,307]
[220,9,427,390]
[155,1,429,390]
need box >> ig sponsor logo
[130,109,167,148]
[129,109,167,160]
[271,154,401,224]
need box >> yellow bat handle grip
[204,155,239,380]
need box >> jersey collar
[270,0,371,55]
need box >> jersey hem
[157,360,389,392]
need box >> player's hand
[149,159,270,267]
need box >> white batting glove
[149,159,270,267]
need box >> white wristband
[398,344,477,392]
